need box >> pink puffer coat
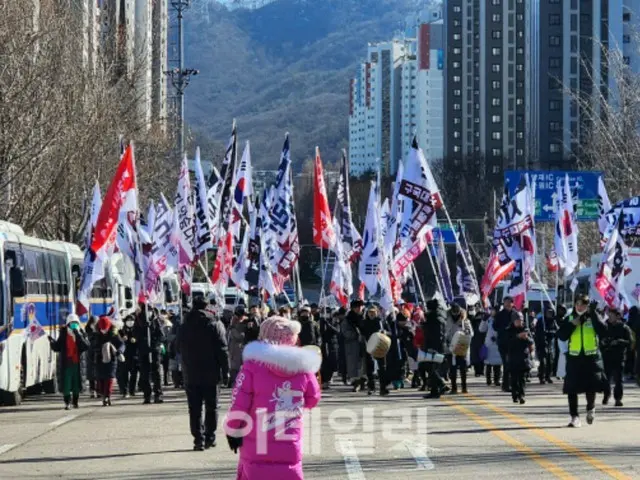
[224,341,322,480]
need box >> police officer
[557,295,608,428]
[135,303,166,404]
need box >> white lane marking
[0,444,16,455]
[49,414,78,428]
[337,438,366,480]
[403,440,435,470]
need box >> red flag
[312,147,336,249]
[546,250,559,273]
[91,145,137,255]
[480,250,515,302]
[357,282,366,301]
[211,231,234,288]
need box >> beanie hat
[259,316,301,346]
[97,316,112,332]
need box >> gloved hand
[227,435,243,454]
[222,374,230,386]
[589,301,598,314]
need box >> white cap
[66,314,80,326]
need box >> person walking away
[118,315,138,398]
[177,295,229,451]
[557,295,608,427]
[228,309,248,388]
[320,310,340,389]
[494,297,518,392]
[386,308,409,389]
[469,305,486,377]
[410,309,426,389]
[601,308,631,407]
[135,303,166,404]
[49,314,90,410]
[244,311,261,345]
[336,307,348,385]
[361,305,390,396]
[342,300,366,392]
[397,312,416,388]
[508,312,534,404]
[535,308,558,384]
[223,316,321,479]
[159,310,173,387]
[297,306,321,348]
[95,316,124,406]
[479,307,503,386]
[84,316,99,398]
[422,299,447,399]
[446,303,474,394]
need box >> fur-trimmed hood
[242,341,321,376]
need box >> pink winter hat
[259,316,301,346]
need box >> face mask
[125,320,134,328]
[69,322,79,331]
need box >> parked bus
[0,222,133,406]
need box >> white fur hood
[242,341,322,375]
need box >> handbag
[417,349,445,364]
[479,344,488,362]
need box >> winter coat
[228,321,248,372]
[385,316,406,382]
[50,326,90,368]
[534,315,558,355]
[177,308,229,387]
[446,310,474,364]
[341,311,364,379]
[422,304,447,354]
[360,316,389,344]
[507,326,534,372]
[320,318,339,373]
[470,312,487,365]
[94,330,124,380]
[494,308,518,348]
[134,313,166,356]
[601,322,632,367]
[479,317,502,366]
[557,310,608,395]
[298,317,321,347]
[245,316,261,345]
[119,325,138,361]
[224,342,322,480]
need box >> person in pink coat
[224,315,322,480]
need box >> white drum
[366,332,391,359]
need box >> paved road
[0,376,639,479]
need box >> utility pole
[165,0,198,159]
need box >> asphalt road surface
[1,376,638,479]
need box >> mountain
[184,0,420,170]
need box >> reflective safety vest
[568,317,598,356]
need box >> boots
[72,394,79,409]
[461,370,468,394]
[63,395,71,410]
[486,365,492,386]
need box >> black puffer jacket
[422,300,447,354]
[298,316,321,347]
[176,308,229,387]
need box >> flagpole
[319,245,325,305]
[440,202,477,295]
[428,243,445,298]
[411,262,427,306]
[287,164,303,306]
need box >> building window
[492,47,501,56]
[492,98,501,106]
[517,47,524,55]
[454,89,461,96]
[493,14,501,22]
[623,12,631,22]
[550,121,561,131]
[516,64,524,71]
[492,115,501,123]
[550,143,562,153]
[516,14,524,21]
[549,0,560,3]
[492,148,502,156]
[624,56,631,65]
[453,48,462,54]
[549,100,561,110]
[492,80,501,89]
[454,118,461,124]
[549,36,561,46]
[454,103,461,110]
[516,149,524,156]
[492,132,501,140]
[492,30,502,39]
[454,131,461,138]
[453,75,461,82]
[492,64,501,73]
[549,57,561,68]
[453,33,461,40]
[453,61,461,68]
[492,0,500,4]
[516,98,523,105]
[454,146,461,153]
[549,14,561,25]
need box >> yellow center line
[440,396,577,480]
[465,394,632,480]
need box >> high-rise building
[528,0,640,168]
[444,0,526,181]
[348,40,407,177]
[152,0,169,133]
